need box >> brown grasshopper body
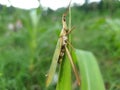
[57,13,68,63]
[46,4,80,87]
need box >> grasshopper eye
[63,19,66,22]
[63,15,66,22]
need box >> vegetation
[0,1,120,90]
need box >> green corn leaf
[56,55,72,90]
[73,49,105,90]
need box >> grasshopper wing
[46,38,62,87]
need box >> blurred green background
[0,0,120,90]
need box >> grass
[0,6,120,90]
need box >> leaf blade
[56,54,72,90]
[74,49,105,90]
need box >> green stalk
[68,3,72,53]
[29,26,37,72]
[29,10,39,71]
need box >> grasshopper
[46,3,80,87]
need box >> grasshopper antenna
[62,0,72,30]
[63,0,72,17]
